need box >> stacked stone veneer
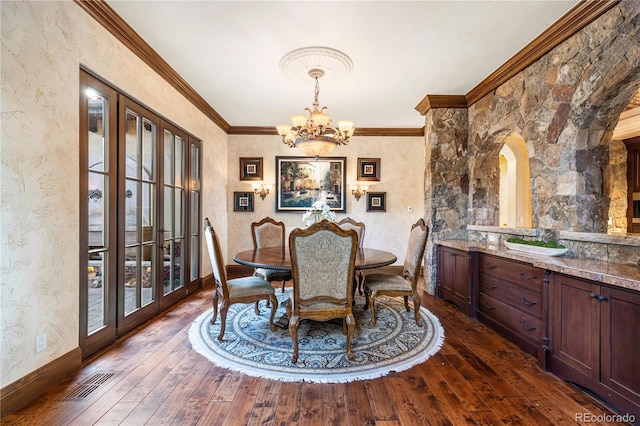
[606,139,629,232]
[423,1,640,291]
[424,108,469,294]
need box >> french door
[80,70,201,358]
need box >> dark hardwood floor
[2,281,623,425]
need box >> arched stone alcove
[499,134,532,228]
[468,1,640,233]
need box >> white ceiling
[106,0,578,129]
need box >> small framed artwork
[357,158,381,181]
[366,192,386,212]
[239,157,263,181]
[233,192,254,212]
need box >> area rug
[189,293,444,383]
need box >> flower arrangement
[302,200,336,226]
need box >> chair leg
[254,301,260,315]
[289,314,300,363]
[413,292,423,326]
[281,280,286,293]
[217,300,230,341]
[403,295,410,312]
[345,313,356,361]
[368,291,378,327]
[363,287,370,310]
[211,292,219,325]
[268,294,278,331]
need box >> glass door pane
[87,95,109,334]
[189,141,200,283]
[123,111,158,316]
[80,70,118,359]
[162,129,185,295]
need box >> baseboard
[0,347,82,418]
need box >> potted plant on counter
[504,237,568,257]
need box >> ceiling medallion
[280,46,353,85]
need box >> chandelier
[276,50,355,158]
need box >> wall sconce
[253,184,270,200]
[351,185,367,201]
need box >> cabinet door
[552,274,600,380]
[438,246,455,296]
[600,286,640,406]
[451,250,469,302]
[438,246,470,315]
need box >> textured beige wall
[1,1,226,387]
[228,135,426,265]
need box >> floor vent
[61,371,115,401]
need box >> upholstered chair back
[204,218,229,298]
[336,217,365,248]
[402,218,429,286]
[252,217,286,249]
[289,220,357,304]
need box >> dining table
[232,247,397,273]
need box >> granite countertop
[435,240,640,292]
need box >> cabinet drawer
[479,293,543,343]
[479,273,543,318]
[479,254,543,289]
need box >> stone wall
[468,1,640,233]
[606,139,629,233]
[424,108,469,293]
[423,1,640,291]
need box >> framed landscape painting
[276,156,346,212]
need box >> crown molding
[466,0,620,106]
[416,0,620,115]
[228,126,425,137]
[353,127,425,137]
[415,95,467,116]
[77,0,618,133]
[74,0,231,133]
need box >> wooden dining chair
[251,217,292,293]
[287,219,358,363]
[336,217,366,294]
[364,218,429,327]
[204,218,278,340]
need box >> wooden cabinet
[436,246,475,317]
[476,254,548,367]
[550,273,640,418]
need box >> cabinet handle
[483,305,496,311]
[520,273,537,280]
[486,263,497,270]
[449,252,457,257]
[590,292,598,299]
[598,295,608,302]
[486,285,497,291]
[519,296,537,306]
[520,320,536,331]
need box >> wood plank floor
[2,284,624,425]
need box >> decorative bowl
[504,241,568,257]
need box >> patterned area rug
[189,293,444,383]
